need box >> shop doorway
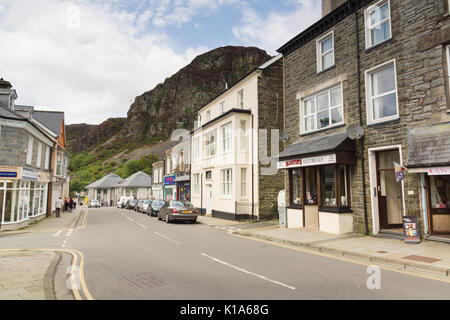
[427,174,450,235]
[304,167,319,229]
[376,150,403,230]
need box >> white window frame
[240,120,246,152]
[365,59,399,125]
[193,137,200,161]
[44,146,50,170]
[300,84,344,135]
[221,168,232,197]
[364,0,392,49]
[204,129,217,158]
[206,110,211,122]
[316,31,334,73]
[238,90,244,109]
[240,168,247,197]
[220,101,225,114]
[221,122,232,154]
[193,173,200,195]
[36,142,42,168]
[26,136,33,165]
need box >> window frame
[220,101,225,114]
[364,0,392,49]
[365,59,399,125]
[316,31,335,73]
[237,90,244,109]
[221,168,233,197]
[221,122,232,154]
[26,136,33,165]
[193,137,200,161]
[300,84,344,135]
[36,142,42,168]
[240,168,247,198]
[204,129,217,158]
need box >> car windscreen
[144,200,151,204]
[170,201,193,208]
[152,201,165,208]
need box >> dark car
[125,199,138,210]
[147,200,165,217]
[135,200,144,212]
[158,200,198,224]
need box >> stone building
[190,54,284,220]
[86,173,123,205]
[0,78,69,230]
[112,171,152,200]
[276,0,450,239]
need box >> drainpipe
[353,3,370,235]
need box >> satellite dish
[280,132,290,141]
[346,124,364,140]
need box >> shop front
[278,132,356,235]
[175,175,190,201]
[0,166,50,231]
[406,124,450,240]
[164,175,177,201]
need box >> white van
[117,196,133,209]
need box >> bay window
[222,122,232,153]
[204,129,217,157]
[240,168,247,197]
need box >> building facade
[86,173,123,205]
[113,171,152,200]
[190,55,284,220]
[277,0,450,238]
[152,160,165,200]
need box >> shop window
[429,176,450,209]
[321,166,336,206]
[290,169,302,206]
[305,168,318,205]
[338,165,349,206]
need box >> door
[304,167,319,229]
[206,184,212,215]
[376,150,403,229]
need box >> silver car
[158,200,198,224]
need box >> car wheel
[158,212,161,221]
[191,218,197,224]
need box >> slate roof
[279,131,354,160]
[32,110,65,136]
[114,171,152,188]
[86,173,123,189]
[406,123,450,168]
[0,103,26,120]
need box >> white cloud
[232,0,322,54]
[0,0,207,124]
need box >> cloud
[232,0,322,54]
[0,0,207,124]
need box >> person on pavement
[69,197,74,213]
[55,197,63,218]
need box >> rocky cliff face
[67,46,271,154]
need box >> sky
[0,0,322,125]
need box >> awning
[174,175,190,183]
[406,123,450,169]
[278,131,356,169]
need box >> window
[240,121,246,151]
[204,129,217,157]
[159,167,163,183]
[36,142,42,168]
[447,45,450,97]
[338,165,349,206]
[429,175,450,209]
[238,90,244,109]
[220,101,225,114]
[290,169,302,206]
[305,168,318,205]
[321,166,336,206]
[222,122,232,153]
[317,32,334,72]
[221,169,232,196]
[206,110,211,122]
[365,60,398,124]
[193,137,200,160]
[179,151,184,171]
[301,85,343,134]
[26,136,33,165]
[240,168,247,197]
[193,174,200,195]
[44,146,50,170]
[205,171,212,180]
[365,0,391,49]
[56,151,63,176]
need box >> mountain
[66,46,272,191]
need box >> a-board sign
[403,216,420,244]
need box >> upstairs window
[206,110,211,122]
[365,0,391,49]
[193,137,200,161]
[317,32,334,72]
[204,129,217,158]
[220,101,225,114]
[301,85,343,134]
[365,60,398,125]
[36,142,42,168]
[26,136,33,165]
[222,122,232,153]
[44,146,50,170]
[238,90,244,109]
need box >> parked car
[157,200,198,224]
[125,199,138,210]
[117,196,133,209]
[135,200,144,212]
[141,200,152,213]
[88,200,101,208]
[147,200,165,217]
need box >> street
[1,207,449,300]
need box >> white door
[206,184,212,215]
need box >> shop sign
[0,166,21,179]
[22,168,38,181]
[38,171,50,183]
[164,175,176,186]
[402,216,420,244]
[277,154,336,169]
[427,167,450,176]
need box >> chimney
[322,0,347,16]
[0,78,18,110]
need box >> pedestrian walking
[64,198,69,212]
[73,198,77,210]
[69,197,74,213]
[55,197,63,218]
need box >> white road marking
[201,253,296,290]
[62,239,68,248]
[54,230,63,237]
[127,217,134,222]
[137,223,147,229]
[66,229,74,236]
[154,232,182,245]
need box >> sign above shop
[164,175,176,186]
[277,154,337,169]
[427,167,450,176]
[22,168,38,181]
[0,166,21,180]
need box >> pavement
[229,221,450,279]
[0,208,84,300]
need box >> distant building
[152,160,165,200]
[86,173,123,205]
[112,171,152,200]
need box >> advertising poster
[402,216,420,244]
